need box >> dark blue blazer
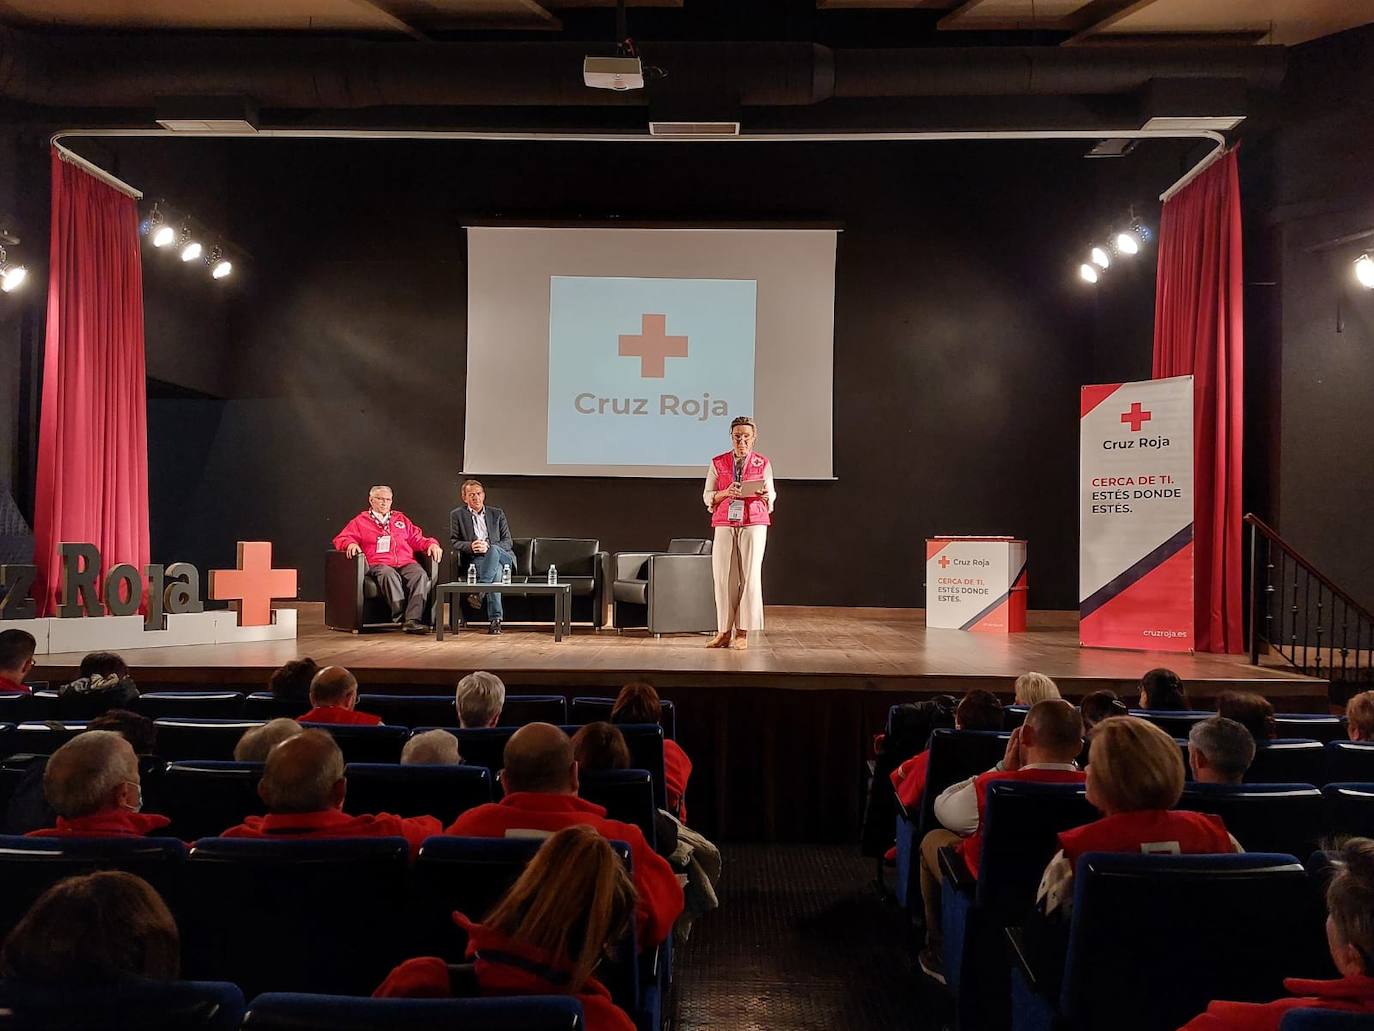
[449,505,513,561]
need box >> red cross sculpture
[1121,402,1152,433]
[209,541,298,627]
[619,313,689,378]
[938,555,951,569]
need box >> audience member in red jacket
[447,722,684,946]
[611,681,691,820]
[1180,837,1374,1030]
[26,731,171,838]
[220,730,440,856]
[332,485,443,634]
[0,628,36,695]
[918,699,1086,982]
[297,665,382,726]
[891,689,1005,812]
[376,826,637,1031]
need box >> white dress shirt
[468,507,488,542]
[934,762,1081,837]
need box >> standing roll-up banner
[1080,375,1195,652]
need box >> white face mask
[122,781,143,813]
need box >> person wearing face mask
[702,416,777,650]
[26,731,169,838]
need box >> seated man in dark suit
[449,478,516,636]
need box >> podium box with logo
[925,537,1028,633]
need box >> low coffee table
[432,581,573,642]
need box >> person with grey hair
[220,730,440,856]
[234,718,304,763]
[332,485,443,634]
[456,671,506,728]
[402,729,462,766]
[29,731,170,838]
[1187,716,1257,785]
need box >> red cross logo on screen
[208,541,298,627]
[938,555,951,569]
[620,314,689,378]
[1121,402,1152,432]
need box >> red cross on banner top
[1121,402,1153,432]
[209,541,298,627]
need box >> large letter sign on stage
[1080,376,1194,652]
[925,537,1028,633]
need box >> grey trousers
[368,562,430,623]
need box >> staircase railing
[1247,513,1374,698]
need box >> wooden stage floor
[34,603,1325,708]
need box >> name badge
[376,535,391,554]
[727,500,745,523]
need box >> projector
[583,56,644,91]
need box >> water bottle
[467,564,477,585]
[502,564,512,585]
[547,564,558,586]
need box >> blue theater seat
[1326,742,1374,784]
[501,695,569,727]
[1280,1009,1374,1029]
[240,993,584,1030]
[570,697,674,739]
[578,769,657,850]
[1274,715,1347,743]
[1246,740,1327,785]
[242,693,309,720]
[10,721,87,755]
[343,763,492,825]
[358,694,459,727]
[0,694,35,723]
[1323,783,1374,840]
[0,975,245,1030]
[1130,709,1211,739]
[181,837,412,998]
[155,761,266,840]
[1009,852,1331,1031]
[134,692,246,720]
[1177,783,1324,858]
[153,719,265,761]
[298,722,408,763]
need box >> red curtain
[1152,149,1244,653]
[32,149,149,615]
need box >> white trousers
[712,525,767,632]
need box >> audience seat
[9,721,87,756]
[1177,783,1325,859]
[501,695,569,727]
[1246,740,1327,785]
[155,761,267,841]
[181,837,412,998]
[1009,853,1332,1031]
[1279,1009,1374,1029]
[0,723,13,762]
[571,697,676,740]
[0,835,187,945]
[135,692,246,720]
[1325,741,1374,783]
[154,719,266,761]
[1274,715,1347,743]
[343,763,492,826]
[1130,709,1211,738]
[240,993,584,1030]
[298,723,407,764]
[1003,705,1029,730]
[579,769,657,850]
[242,694,309,720]
[0,975,245,1031]
[358,695,458,728]
[1322,783,1374,840]
[0,695,35,722]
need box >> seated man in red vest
[220,730,440,856]
[0,629,36,695]
[297,665,381,725]
[446,722,684,947]
[892,689,1004,814]
[28,731,171,838]
[917,699,1086,983]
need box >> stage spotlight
[1114,230,1140,256]
[0,264,26,293]
[211,260,232,279]
[180,240,202,262]
[1355,254,1374,289]
[152,224,175,247]
[1091,246,1111,270]
[205,245,232,280]
[1079,263,1100,284]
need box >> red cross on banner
[209,541,298,627]
[619,313,689,378]
[938,555,951,568]
[1121,402,1152,432]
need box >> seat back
[1274,715,1347,743]
[358,695,458,728]
[579,769,657,849]
[135,692,246,720]
[297,723,408,764]
[240,993,584,1030]
[0,694,35,723]
[918,730,1011,834]
[1177,783,1324,858]
[512,538,534,577]
[502,695,569,727]
[1278,1008,1374,1029]
[1130,709,1211,739]
[1322,783,1374,840]
[438,727,517,774]
[183,837,411,997]
[1003,705,1029,731]
[667,538,711,555]
[156,761,267,840]
[1246,739,1326,785]
[242,693,309,720]
[344,763,492,825]
[1326,741,1374,784]
[1061,852,1330,1031]
[12,721,88,755]
[0,835,187,945]
[530,538,600,577]
[154,719,266,761]
[975,782,1097,924]
[0,975,245,1031]
[570,697,676,740]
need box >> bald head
[258,729,346,813]
[1022,699,1085,762]
[44,731,139,818]
[309,666,358,708]
[502,723,576,795]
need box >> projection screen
[463,226,836,479]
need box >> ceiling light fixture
[1079,263,1099,285]
[1355,254,1374,289]
[0,245,26,293]
[1091,246,1111,270]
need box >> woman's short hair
[955,690,1004,732]
[1080,690,1129,732]
[1349,692,1374,740]
[611,682,663,726]
[78,651,129,679]
[1087,716,1186,813]
[571,722,631,773]
[269,657,319,702]
[484,825,636,992]
[0,871,180,982]
[1215,690,1277,742]
[1328,838,1374,973]
[401,728,462,766]
[1140,668,1189,710]
[86,709,158,755]
[456,671,506,727]
[1013,672,1061,707]
[234,718,304,763]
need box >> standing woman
[703,416,776,650]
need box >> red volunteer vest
[959,767,1086,878]
[298,705,383,726]
[1058,809,1234,864]
[1178,975,1374,1031]
[27,810,172,839]
[710,451,771,527]
[891,750,931,811]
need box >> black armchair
[612,538,715,635]
[323,551,436,634]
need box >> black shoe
[488,619,503,635]
[466,593,482,610]
[403,620,428,635]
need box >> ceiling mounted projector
[584,56,644,91]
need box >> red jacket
[891,750,932,811]
[1058,809,1234,864]
[960,767,1086,878]
[664,738,692,820]
[446,792,684,946]
[375,914,634,1031]
[298,705,382,726]
[0,675,30,695]
[1179,975,1374,1030]
[332,510,436,569]
[220,808,441,857]
[27,810,172,838]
